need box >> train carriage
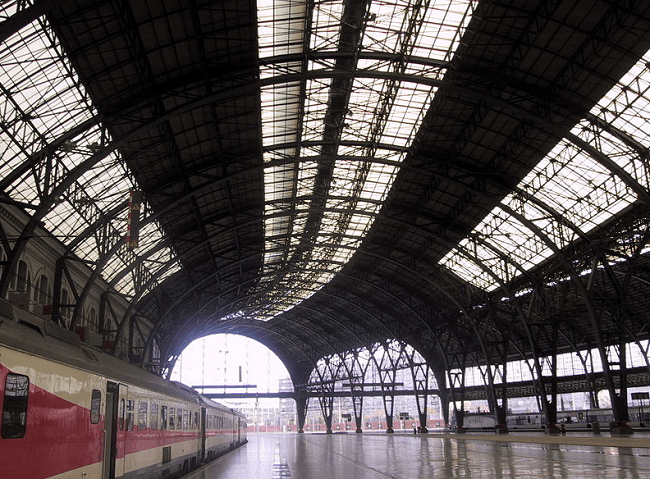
[198,395,245,461]
[0,299,247,479]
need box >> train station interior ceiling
[2,0,650,382]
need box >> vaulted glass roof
[440,48,650,290]
[255,0,475,320]
[0,10,180,299]
[2,0,650,379]
[1,0,474,312]
[4,0,641,307]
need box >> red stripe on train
[0,363,103,479]
[0,363,205,479]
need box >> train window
[90,390,101,424]
[194,412,198,430]
[182,410,189,430]
[169,407,175,429]
[177,409,183,429]
[162,446,172,464]
[119,398,125,430]
[126,400,135,431]
[161,406,168,430]
[150,403,159,430]
[138,401,148,430]
[2,373,29,439]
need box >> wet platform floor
[185,432,650,479]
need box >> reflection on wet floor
[185,432,650,479]
[272,444,292,479]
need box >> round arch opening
[170,334,294,432]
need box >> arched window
[89,307,98,333]
[61,289,69,321]
[37,275,50,305]
[16,260,29,294]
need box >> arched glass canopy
[1,1,650,387]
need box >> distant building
[279,377,295,429]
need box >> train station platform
[186,431,650,478]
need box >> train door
[115,384,129,478]
[200,408,206,461]
[103,382,119,479]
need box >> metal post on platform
[632,392,649,427]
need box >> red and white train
[0,299,247,479]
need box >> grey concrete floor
[185,432,650,479]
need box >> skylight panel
[440,48,650,291]
[260,82,301,153]
[302,76,333,142]
[310,1,344,52]
[0,1,21,17]
[258,0,306,57]
[380,82,436,146]
[444,244,495,290]
[413,1,473,61]
[107,219,178,298]
[0,16,179,299]
[260,65,305,284]
[155,260,182,285]
[256,0,475,320]
[593,50,650,186]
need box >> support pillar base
[386,427,394,434]
[496,424,509,434]
[546,424,561,435]
[610,422,634,436]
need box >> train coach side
[0,300,247,479]
[198,396,247,462]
